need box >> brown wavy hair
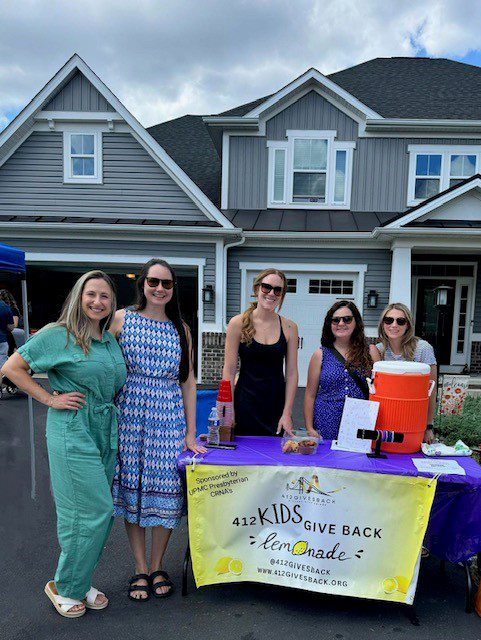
[321,300,372,374]
[377,302,417,361]
[240,269,287,345]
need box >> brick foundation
[201,332,226,384]
[470,341,481,374]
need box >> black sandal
[149,570,174,598]
[128,573,150,602]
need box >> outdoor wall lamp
[434,284,453,307]
[367,290,378,309]
[202,284,214,304]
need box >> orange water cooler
[368,361,435,453]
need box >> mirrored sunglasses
[145,277,175,289]
[383,316,408,326]
[331,315,354,325]
[260,282,284,296]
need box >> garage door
[245,270,361,386]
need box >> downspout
[222,235,246,330]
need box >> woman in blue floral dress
[111,259,205,602]
[304,300,377,440]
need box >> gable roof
[0,54,235,230]
[214,58,481,120]
[382,174,481,228]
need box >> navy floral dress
[313,347,366,439]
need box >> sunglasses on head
[145,277,175,289]
[260,282,284,296]
[331,315,354,325]
[383,316,408,326]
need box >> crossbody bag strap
[326,347,369,400]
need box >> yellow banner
[187,465,436,603]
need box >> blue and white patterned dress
[112,310,186,528]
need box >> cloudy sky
[1,0,481,132]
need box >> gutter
[222,235,246,329]
[365,118,481,134]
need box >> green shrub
[434,395,481,447]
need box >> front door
[414,278,456,366]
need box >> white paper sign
[331,397,380,453]
[412,459,466,476]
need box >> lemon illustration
[292,540,308,556]
[394,575,409,594]
[214,556,232,574]
[228,559,243,575]
[382,577,398,594]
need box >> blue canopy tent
[0,243,35,498]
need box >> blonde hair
[377,302,417,361]
[240,269,287,345]
[44,270,116,354]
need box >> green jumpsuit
[18,326,127,599]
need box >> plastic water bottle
[207,407,220,445]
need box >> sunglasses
[260,282,284,296]
[383,316,408,326]
[145,277,175,289]
[331,315,354,325]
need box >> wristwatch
[426,424,434,430]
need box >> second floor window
[408,145,480,205]
[268,130,354,209]
[63,129,102,184]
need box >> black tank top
[234,315,287,436]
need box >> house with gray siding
[2,55,481,383]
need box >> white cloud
[0,0,480,130]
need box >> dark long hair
[321,300,372,374]
[134,259,191,383]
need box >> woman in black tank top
[222,269,299,436]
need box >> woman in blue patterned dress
[111,259,205,602]
[304,300,376,440]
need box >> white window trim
[63,129,103,184]
[407,144,481,206]
[267,130,355,209]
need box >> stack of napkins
[421,440,472,457]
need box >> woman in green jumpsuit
[2,271,126,618]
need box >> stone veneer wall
[201,332,226,384]
[470,342,481,374]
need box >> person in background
[1,271,127,618]
[110,259,205,602]
[0,289,20,355]
[0,297,13,371]
[222,268,298,436]
[371,302,437,444]
[304,300,376,440]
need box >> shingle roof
[215,58,481,120]
[147,115,221,207]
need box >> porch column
[389,245,412,306]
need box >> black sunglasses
[331,315,354,325]
[145,277,175,289]
[383,316,408,326]
[260,282,284,296]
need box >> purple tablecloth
[178,436,481,563]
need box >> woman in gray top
[371,302,437,444]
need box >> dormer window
[407,145,481,205]
[267,130,354,209]
[63,129,102,184]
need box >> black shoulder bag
[326,347,370,400]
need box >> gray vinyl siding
[266,91,358,141]
[351,137,481,212]
[228,137,267,209]
[10,237,216,322]
[0,131,210,222]
[226,246,391,325]
[44,71,115,112]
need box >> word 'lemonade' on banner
[187,465,436,603]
